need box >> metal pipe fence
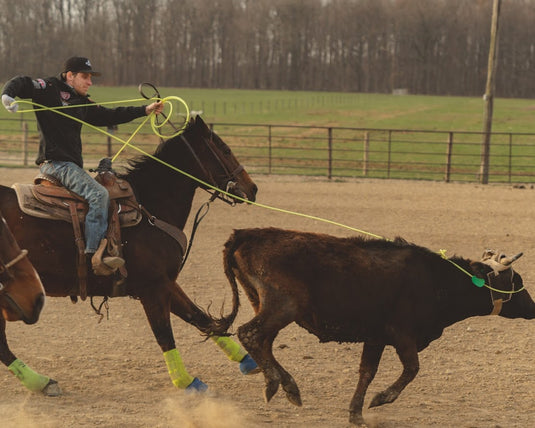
[1,116,535,184]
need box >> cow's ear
[469,261,488,279]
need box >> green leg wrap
[211,335,248,362]
[163,348,194,389]
[8,359,50,392]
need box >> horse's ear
[194,115,206,126]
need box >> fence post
[363,131,369,176]
[106,125,117,157]
[328,127,333,179]
[508,133,512,183]
[22,121,28,166]
[268,125,272,174]
[387,130,392,179]
[445,132,453,182]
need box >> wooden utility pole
[480,0,501,184]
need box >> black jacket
[2,75,147,167]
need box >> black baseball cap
[63,56,101,76]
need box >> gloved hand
[2,94,18,113]
[91,157,115,174]
[96,157,113,172]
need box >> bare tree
[2,0,535,98]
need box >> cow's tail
[209,230,242,337]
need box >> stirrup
[91,238,125,276]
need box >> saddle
[12,171,142,301]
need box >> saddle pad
[12,183,142,227]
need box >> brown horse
[0,211,44,323]
[0,115,258,395]
[0,209,49,392]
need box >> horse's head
[173,116,258,204]
[0,215,45,324]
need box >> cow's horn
[501,252,523,266]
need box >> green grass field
[3,85,534,132]
[99,86,535,133]
[1,86,535,182]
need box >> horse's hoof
[42,379,62,397]
[185,377,208,393]
[349,411,367,427]
[369,389,398,408]
[239,354,261,375]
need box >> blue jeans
[39,161,109,253]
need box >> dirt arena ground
[2,168,535,427]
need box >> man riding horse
[1,56,164,276]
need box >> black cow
[215,227,535,427]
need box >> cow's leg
[1,317,61,396]
[238,313,301,406]
[349,342,385,426]
[139,291,206,392]
[369,340,419,408]
[168,283,258,374]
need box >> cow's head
[470,250,535,318]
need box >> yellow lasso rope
[12,96,380,238]
[15,95,190,163]
[16,98,152,161]
[11,96,515,293]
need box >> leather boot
[91,238,125,276]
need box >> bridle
[179,131,245,205]
[137,83,250,270]
[139,82,245,206]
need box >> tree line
[1,0,534,98]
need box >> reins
[180,201,212,271]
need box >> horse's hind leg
[210,335,260,374]
[168,282,258,374]
[238,313,301,406]
[168,281,215,332]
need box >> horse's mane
[119,118,196,181]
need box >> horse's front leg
[1,317,61,396]
[139,291,207,392]
[168,282,259,375]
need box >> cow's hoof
[185,377,208,393]
[263,379,280,403]
[42,379,62,397]
[239,354,261,375]
[284,387,302,407]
